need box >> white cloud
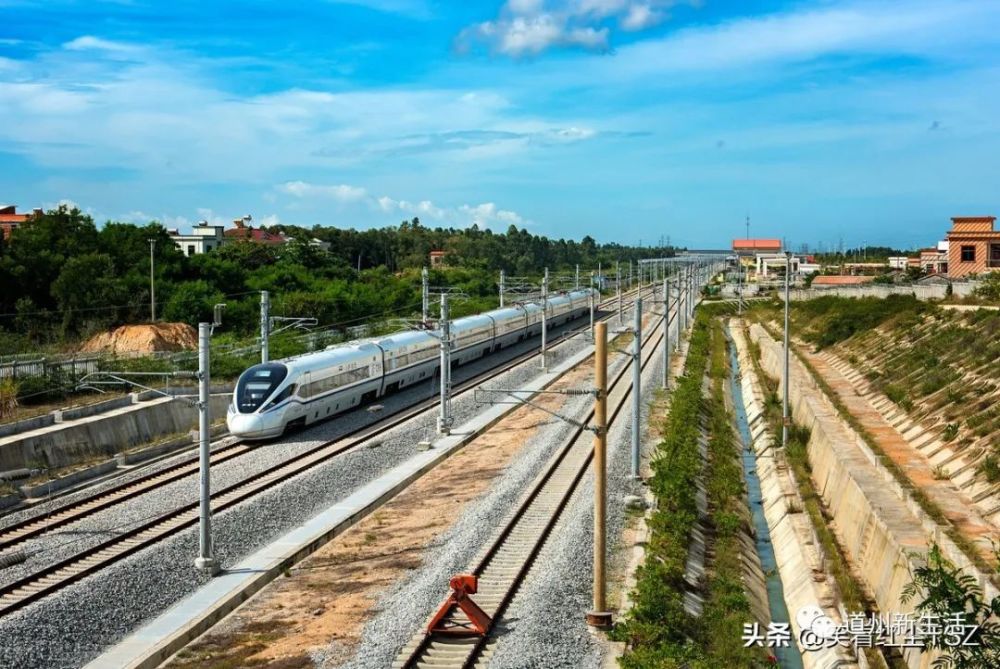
[458,202,527,228]
[278,181,369,202]
[458,0,672,56]
[63,36,138,52]
[259,214,281,227]
[278,180,529,229]
[620,4,662,31]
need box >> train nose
[227,410,284,440]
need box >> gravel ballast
[322,323,674,669]
[0,317,597,669]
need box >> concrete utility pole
[628,260,633,291]
[260,290,270,364]
[422,267,430,322]
[587,321,611,629]
[498,269,505,309]
[438,294,452,435]
[589,271,596,341]
[661,276,669,389]
[631,297,642,480]
[782,251,791,449]
[194,322,217,574]
[540,267,549,371]
[673,270,681,352]
[616,261,623,325]
[148,238,156,322]
[575,264,580,289]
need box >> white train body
[227,289,594,439]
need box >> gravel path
[0,317,595,669]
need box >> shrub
[978,455,1000,483]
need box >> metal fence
[0,322,376,382]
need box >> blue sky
[1,0,999,250]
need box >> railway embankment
[0,390,232,473]
[749,322,999,669]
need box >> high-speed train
[227,289,594,440]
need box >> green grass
[612,311,767,668]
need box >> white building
[169,221,227,257]
[755,253,801,278]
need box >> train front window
[236,363,289,413]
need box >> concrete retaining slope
[782,282,979,302]
[0,394,231,472]
[750,323,998,669]
[731,322,857,669]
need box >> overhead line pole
[540,267,549,371]
[194,322,217,574]
[782,251,791,449]
[260,290,270,364]
[661,275,669,389]
[499,269,505,309]
[438,293,452,435]
[616,261,623,325]
[631,297,642,480]
[587,321,611,629]
[422,267,430,322]
[147,238,156,323]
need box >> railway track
[394,302,670,669]
[0,288,655,619]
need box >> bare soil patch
[80,322,197,355]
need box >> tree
[51,253,126,334]
[901,545,1000,668]
[162,281,225,325]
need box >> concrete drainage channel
[725,324,806,669]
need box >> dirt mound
[80,323,198,355]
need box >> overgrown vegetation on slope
[751,295,1000,491]
[761,294,934,350]
[612,311,765,668]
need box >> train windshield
[235,363,289,413]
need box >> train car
[450,313,495,365]
[547,293,575,325]
[228,288,597,440]
[227,341,383,440]
[377,329,439,394]
[489,305,529,350]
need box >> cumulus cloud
[277,180,529,229]
[458,202,527,228]
[278,181,368,202]
[63,36,138,52]
[458,0,675,56]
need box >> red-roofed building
[224,216,288,245]
[429,249,448,267]
[945,216,1000,278]
[732,238,782,255]
[0,205,40,241]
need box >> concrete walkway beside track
[86,333,602,669]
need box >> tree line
[0,206,677,352]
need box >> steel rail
[0,288,652,618]
[395,301,668,669]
